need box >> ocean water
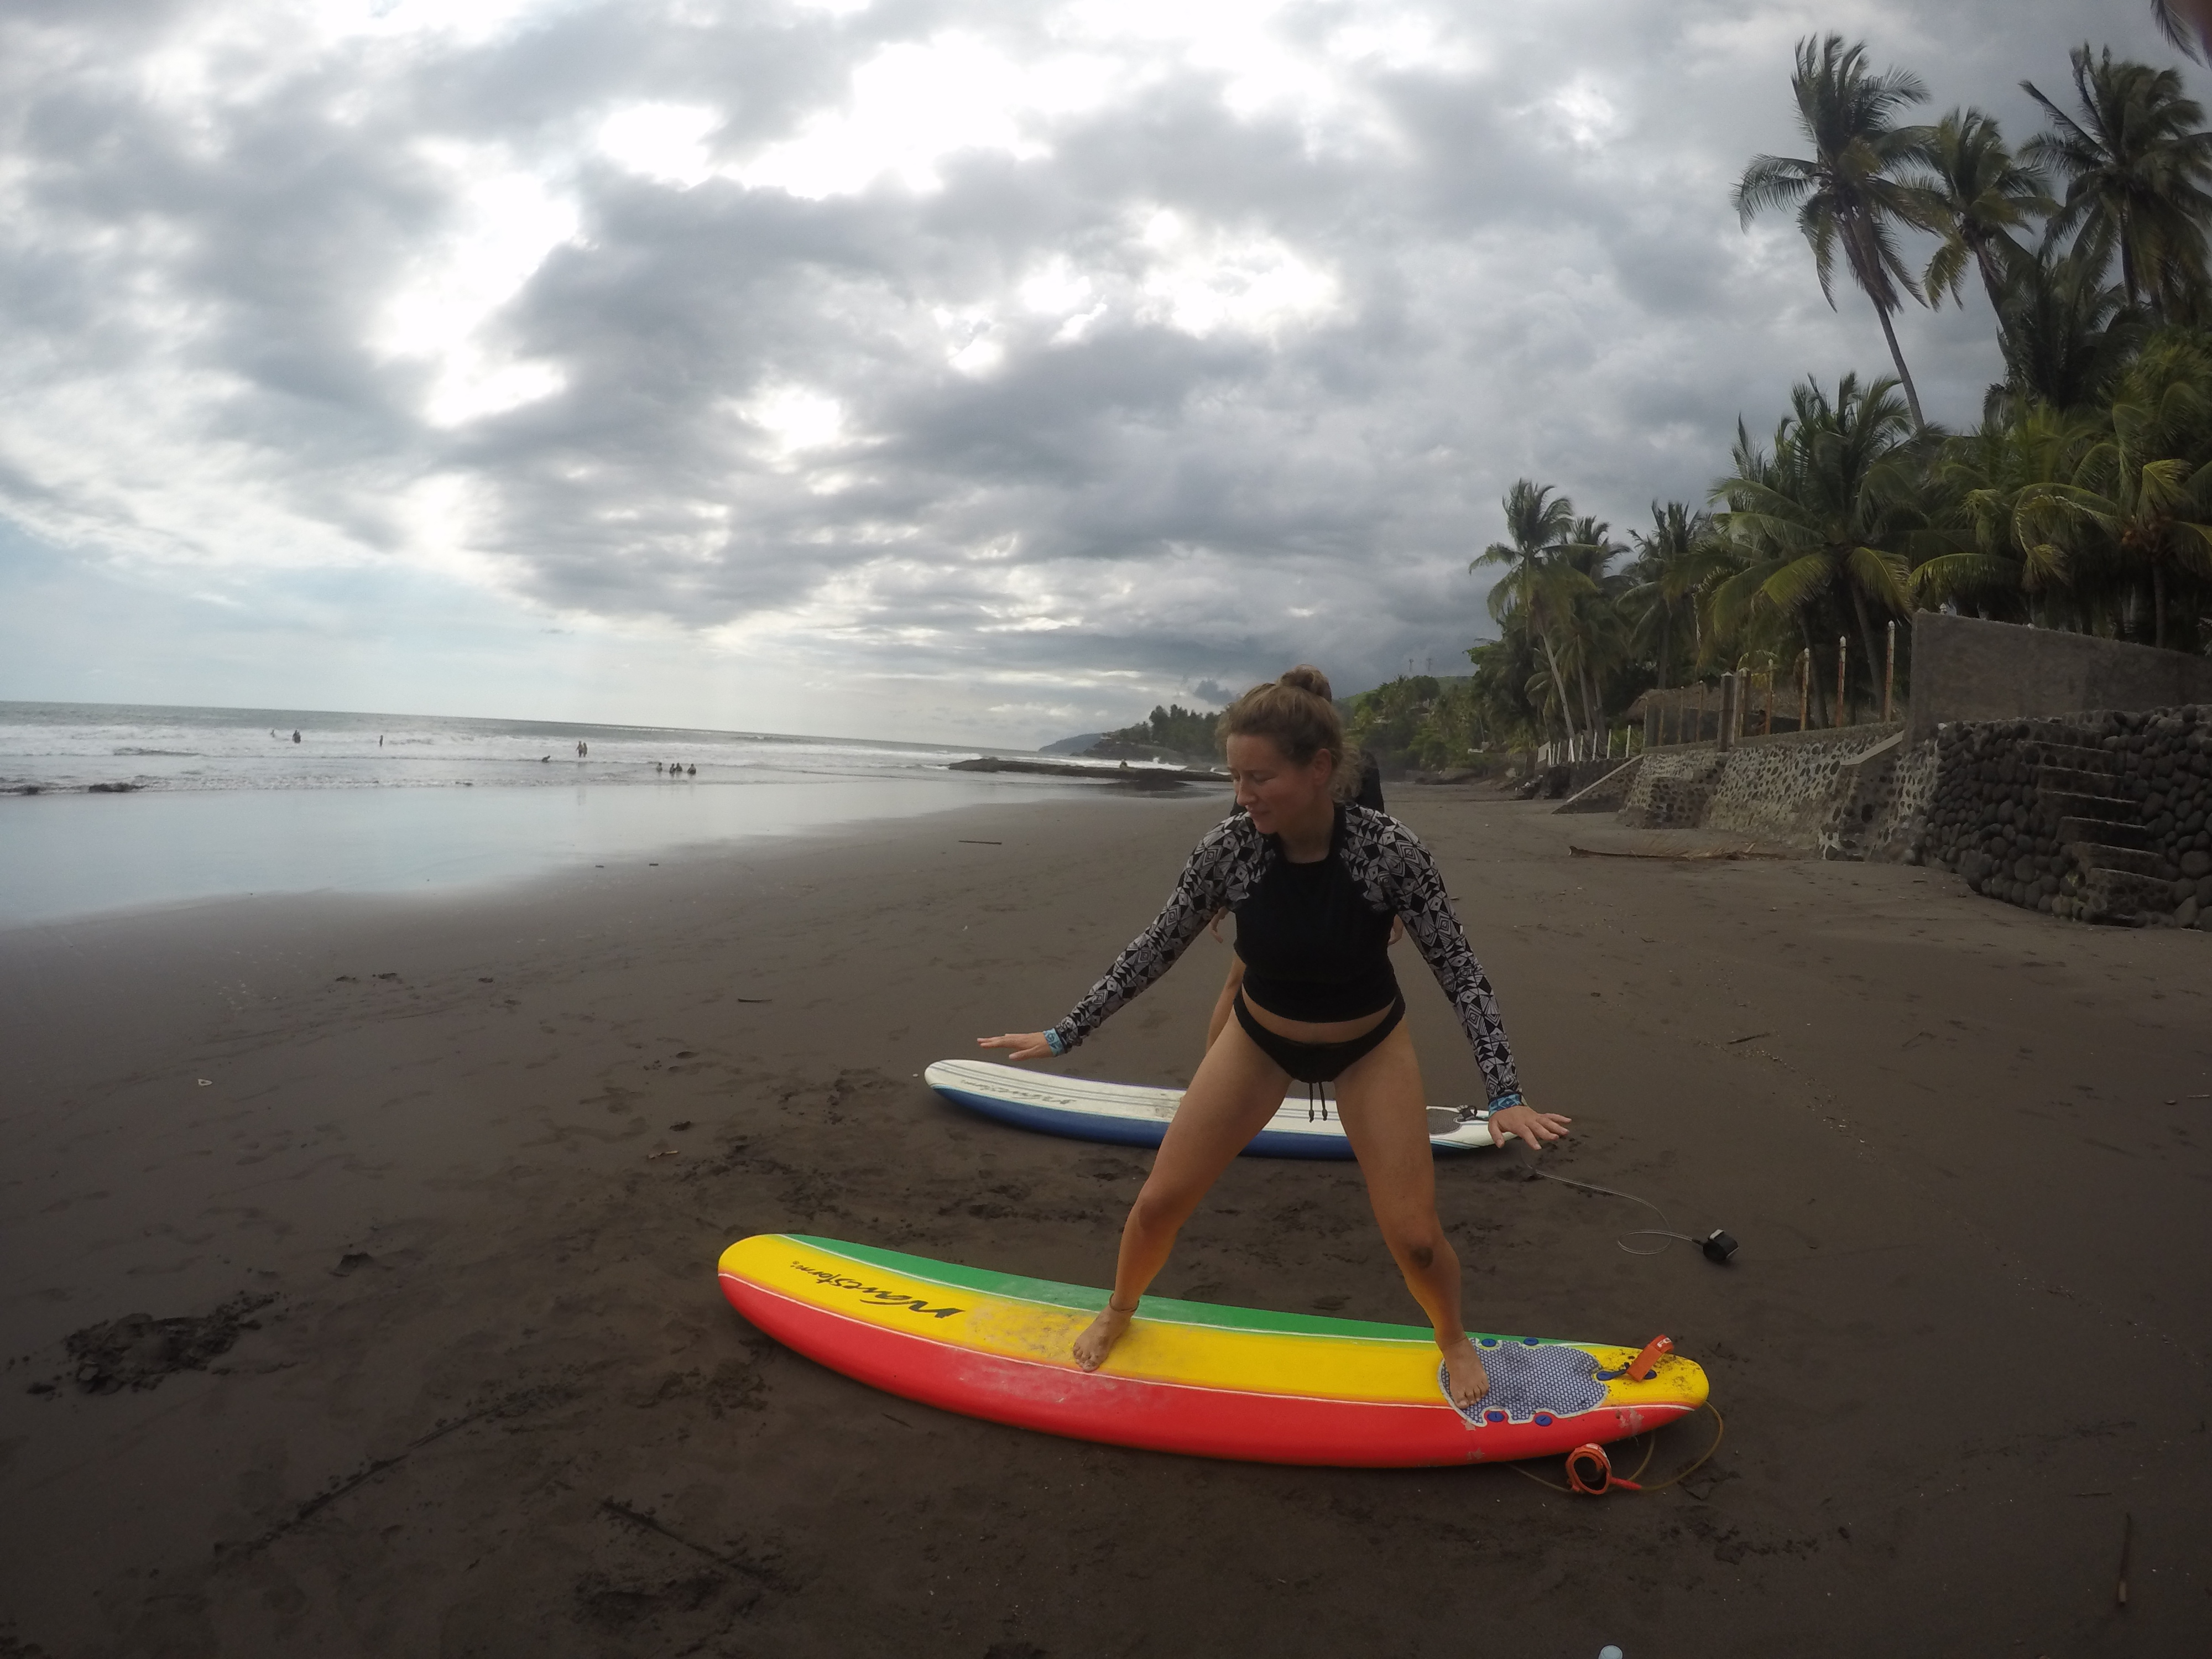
[0,702,1115,926]
[0,701,1004,794]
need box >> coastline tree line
[1362,21,2212,771]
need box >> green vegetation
[1442,24,2212,759]
[1342,676,1496,775]
[1102,703,1224,758]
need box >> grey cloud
[0,0,2197,733]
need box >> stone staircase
[2034,740,2172,921]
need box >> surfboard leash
[1508,1404,1726,1498]
[1522,1168,1738,1264]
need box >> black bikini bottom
[1233,990,1405,1084]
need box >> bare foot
[1073,1301,1136,1371]
[1439,1335,1489,1408]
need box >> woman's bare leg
[1073,1018,1286,1371]
[1332,1022,1490,1407]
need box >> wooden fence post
[1884,620,1897,723]
[1837,635,1848,727]
[1798,650,1809,732]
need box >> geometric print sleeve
[1049,813,1258,1054]
[1343,807,1522,1103]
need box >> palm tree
[1472,481,1597,747]
[1556,515,1631,734]
[1918,109,2054,316]
[2028,332,2212,647]
[1708,374,1926,714]
[1989,241,2143,418]
[1623,502,1719,689]
[1465,631,1547,753]
[2023,46,2212,320]
[1917,406,2098,625]
[1734,34,1939,425]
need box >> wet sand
[1,787,2207,1657]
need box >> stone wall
[1907,612,2212,743]
[1919,705,2212,928]
[1574,650,2212,930]
[1854,738,1938,862]
[1554,755,1642,813]
[1702,725,1905,845]
[1529,755,1633,802]
[1618,749,1731,828]
[1610,726,1904,845]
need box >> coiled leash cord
[1488,1166,1735,1495]
[1509,1404,1728,1498]
[1523,1168,1738,1264]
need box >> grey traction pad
[1438,1342,1609,1425]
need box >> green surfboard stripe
[786,1234,1501,1346]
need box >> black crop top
[1047,801,1521,1103]
[1233,807,1398,1021]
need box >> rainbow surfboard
[718,1233,1709,1467]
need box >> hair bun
[1277,664,1333,701]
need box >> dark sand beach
[2,787,2208,1657]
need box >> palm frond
[2154,1,2209,59]
[1761,552,1837,614]
[1733,154,1817,225]
[1911,550,2039,600]
[1845,544,1913,609]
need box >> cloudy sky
[0,0,2191,745]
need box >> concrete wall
[1907,612,2212,743]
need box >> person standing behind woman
[979,666,1568,1407]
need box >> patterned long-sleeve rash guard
[1048,805,1521,1103]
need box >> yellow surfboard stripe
[722,1235,1704,1411]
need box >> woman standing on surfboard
[980,666,1568,1408]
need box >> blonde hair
[1219,665,1359,799]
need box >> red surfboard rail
[717,1236,1707,1469]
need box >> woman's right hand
[978,1031,1055,1061]
[1488,1103,1572,1147]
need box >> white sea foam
[0,701,1139,925]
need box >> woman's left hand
[978,1031,1055,1061]
[1488,1103,1572,1147]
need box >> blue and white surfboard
[923,1060,1503,1160]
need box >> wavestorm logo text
[791,1260,964,1319]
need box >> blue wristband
[1045,1029,1067,1056]
[1488,1092,1522,1113]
